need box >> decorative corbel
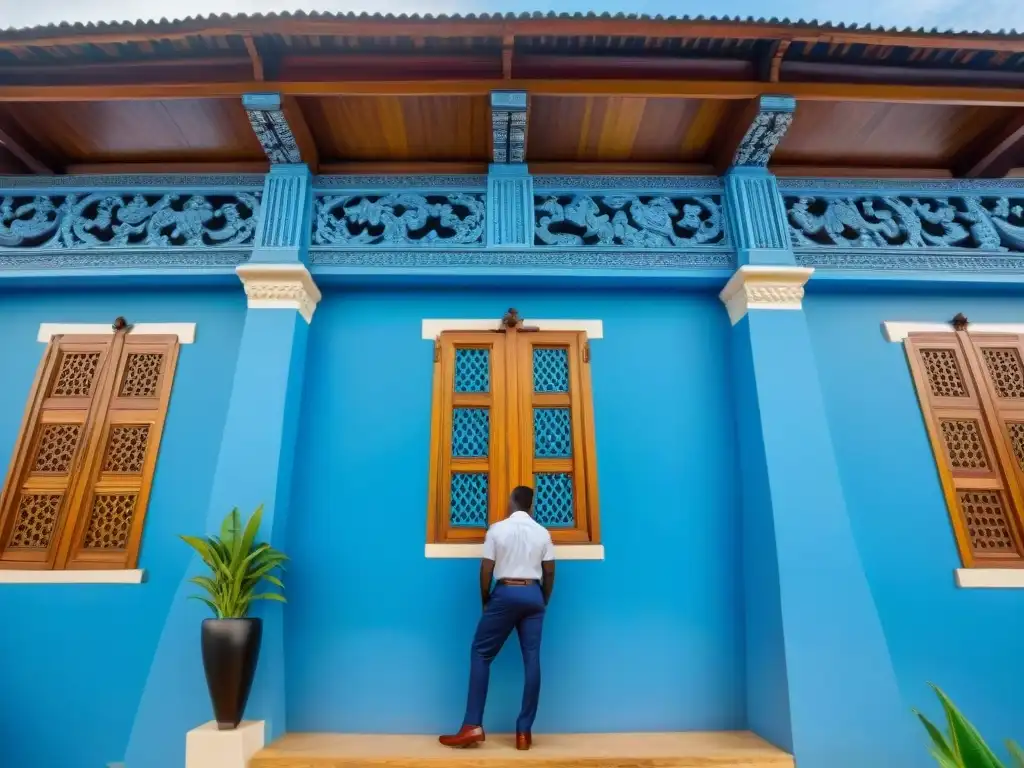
[491,91,528,164]
[242,93,318,170]
[715,95,796,173]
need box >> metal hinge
[583,342,590,363]
[434,338,441,362]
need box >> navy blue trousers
[463,583,546,732]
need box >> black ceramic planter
[201,617,262,730]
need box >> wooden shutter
[58,334,179,569]
[0,336,117,568]
[905,332,1024,566]
[427,332,508,544]
[0,332,179,570]
[514,331,600,544]
[963,334,1024,496]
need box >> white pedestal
[185,721,265,768]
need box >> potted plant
[182,504,286,731]
[916,683,1024,767]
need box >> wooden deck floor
[250,731,794,768]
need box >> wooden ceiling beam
[953,110,1024,178]
[243,35,265,82]
[2,79,1024,107]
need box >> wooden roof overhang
[2,12,1024,178]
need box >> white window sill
[0,569,146,584]
[425,544,605,560]
[955,569,1024,589]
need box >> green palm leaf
[182,505,287,619]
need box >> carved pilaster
[718,265,813,325]
[731,95,796,168]
[243,93,301,164]
[236,263,322,323]
[487,163,534,248]
[251,164,313,263]
[491,90,528,164]
[725,168,793,266]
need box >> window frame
[905,330,1024,568]
[0,331,179,570]
[426,326,601,545]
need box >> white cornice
[718,265,814,325]
[883,321,1024,343]
[235,263,322,323]
[0,569,145,584]
[38,323,195,344]
[421,318,603,339]
[425,543,605,560]
[956,569,1024,589]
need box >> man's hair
[510,485,534,511]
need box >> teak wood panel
[0,98,264,165]
[300,95,490,163]
[527,95,726,163]
[0,333,179,569]
[774,101,1015,168]
[905,332,1024,567]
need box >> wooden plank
[250,732,793,768]
[64,161,269,174]
[771,164,953,178]
[0,122,52,174]
[4,79,1024,107]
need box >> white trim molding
[422,318,603,340]
[425,543,605,560]
[883,321,1024,343]
[719,265,814,326]
[235,263,322,324]
[0,569,146,584]
[38,323,195,344]
[955,568,1024,589]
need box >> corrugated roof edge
[0,10,1020,40]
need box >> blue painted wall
[285,287,744,734]
[805,290,1024,764]
[0,288,245,768]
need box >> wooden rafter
[242,34,264,82]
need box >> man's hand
[480,558,495,611]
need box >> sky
[0,0,1021,34]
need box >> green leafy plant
[916,683,1024,768]
[181,505,287,619]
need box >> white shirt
[482,510,555,580]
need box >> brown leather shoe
[516,731,532,750]
[439,725,485,748]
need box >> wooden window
[427,327,600,545]
[905,331,1024,567]
[0,331,179,569]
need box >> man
[439,485,556,751]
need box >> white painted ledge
[236,263,322,324]
[0,569,146,584]
[425,544,605,560]
[422,318,603,339]
[186,721,265,768]
[38,323,195,344]
[883,321,1024,343]
[956,569,1024,589]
